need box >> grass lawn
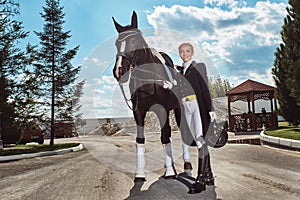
[0,143,80,156]
[265,122,300,140]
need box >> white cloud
[204,0,240,8]
[247,67,274,86]
[146,1,287,81]
[89,57,109,67]
[94,89,105,95]
[80,72,125,118]
[228,66,274,87]
[101,75,116,85]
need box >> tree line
[0,0,85,145]
[208,76,232,98]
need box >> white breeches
[182,98,203,138]
[182,98,205,158]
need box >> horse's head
[112,11,147,83]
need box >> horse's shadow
[124,173,219,200]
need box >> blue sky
[18,0,288,118]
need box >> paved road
[1,133,300,200]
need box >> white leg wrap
[163,142,176,177]
[135,143,146,178]
[165,165,176,177]
[163,142,173,167]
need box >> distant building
[79,117,133,135]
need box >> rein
[118,66,166,111]
[119,82,137,111]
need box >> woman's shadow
[124,173,219,200]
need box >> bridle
[115,30,141,110]
[115,30,141,65]
[115,30,171,110]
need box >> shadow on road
[124,174,219,200]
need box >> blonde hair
[178,42,194,53]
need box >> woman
[176,42,216,193]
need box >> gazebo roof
[226,79,275,95]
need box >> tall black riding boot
[189,147,208,194]
[205,154,215,185]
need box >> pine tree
[208,76,232,98]
[223,79,232,93]
[285,0,300,105]
[14,44,44,127]
[272,0,300,125]
[0,0,33,144]
[34,0,81,145]
[72,80,86,134]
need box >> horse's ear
[112,17,123,33]
[131,11,138,29]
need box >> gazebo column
[251,93,255,114]
[251,92,256,131]
[247,100,251,113]
[274,98,278,110]
[273,98,278,128]
[227,96,233,131]
[270,98,274,112]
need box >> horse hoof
[135,168,146,181]
[163,175,176,179]
[134,177,146,182]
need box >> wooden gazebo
[226,79,278,132]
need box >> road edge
[0,143,84,162]
[260,131,300,151]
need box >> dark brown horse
[112,11,181,181]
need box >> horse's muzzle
[119,66,126,77]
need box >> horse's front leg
[133,109,147,182]
[154,107,176,178]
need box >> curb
[227,132,261,145]
[260,131,300,151]
[0,143,84,162]
[228,137,261,145]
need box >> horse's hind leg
[134,110,147,182]
[153,106,176,178]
